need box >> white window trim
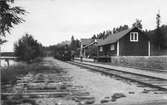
[110,44,115,51]
[148,41,151,56]
[99,46,103,52]
[117,40,119,56]
[130,32,138,42]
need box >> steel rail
[68,61,167,91]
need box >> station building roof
[80,38,94,46]
[97,27,138,46]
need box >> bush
[14,33,43,63]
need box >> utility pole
[156,10,161,50]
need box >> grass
[1,59,65,105]
[2,96,37,105]
[1,61,63,85]
[1,64,29,85]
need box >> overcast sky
[1,0,167,52]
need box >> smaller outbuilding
[80,38,97,57]
[97,27,151,57]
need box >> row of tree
[91,25,132,40]
[70,36,80,56]
[91,16,166,49]
[52,36,80,60]
[42,36,80,61]
[146,25,167,49]
[91,19,143,40]
[145,12,167,49]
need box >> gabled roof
[97,27,138,46]
[80,38,93,46]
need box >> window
[130,32,138,42]
[99,46,103,52]
[110,44,115,51]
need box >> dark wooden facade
[98,43,117,56]
[97,27,150,56]
[119,28,149,56]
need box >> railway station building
[80,26,167,62]
[97,27,151,57]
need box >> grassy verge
[1,61,63,85]
[110,56,167,71]
[1,64,29,85]
[1,59,64,105]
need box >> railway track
[68,61,167,91]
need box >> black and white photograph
[0,0,167,105]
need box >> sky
[1,0,167,52]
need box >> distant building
[80,38,97,57]
[97,27,151,56]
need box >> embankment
[110,56,167,71]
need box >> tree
[0,0,26,36]
[159,25,167,48]
[70,36,80,56]
[70,35,75,50]
[144,12,167,49]
[14,33,43,63]
[132,19,142,29]
[0,38,7,44]
[156,11,160,29]
[95,25,129,39]
[91,34,96,39]
[113,28,116,34]
[153,11,164,49]
[155,12,161,48]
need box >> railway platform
[74,58,167,80]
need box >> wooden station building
[97,27,150,57]
[79,26,167,62]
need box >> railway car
[54,45,72,61]
[63,50,71,61]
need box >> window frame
[130,32,139,42]
[99,46,103,52]
[110,44,115,51]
